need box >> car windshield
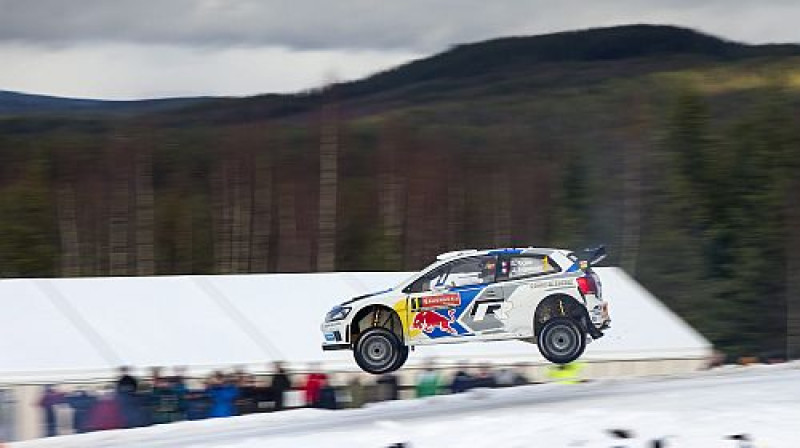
[393,259,442,290]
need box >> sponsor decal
[412,309,458,335]
[530,279,573,289]
[420,293,461,309]
[471,298,505,322]
[495,301,514,320]
[322,322,340,332]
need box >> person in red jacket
[303,364,328,407]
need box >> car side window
[447,255,497,288]
[404,255,498,293]
[500,255,560,280]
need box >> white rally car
[321,247,610,374]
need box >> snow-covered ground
[14,364,799,448]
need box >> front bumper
[322,343,350,351]
[321,320,348,350]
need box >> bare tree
[317,93,339,272]
[211,145,234,274]
[620,94,646,275]
[134,140,155,275]
[108,132,132,276]
[231,143,252,273]
[787,175,800,359]
[492,169,512,247]
[56,182,81,277]
[378,122,407,269]
[249,137,273,273]
[276,179,299,272]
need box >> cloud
[0,42,421,99]
[1,0,798,54]
[2,0,800,99]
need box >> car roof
[435,247,565,261]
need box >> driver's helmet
[480,257,497,280]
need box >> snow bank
[12,364,799,448]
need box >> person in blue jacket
[206,372,239,418]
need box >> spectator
[316,376,338,410]
[546,362,584,384]
[149,376,183,424]
[472,364,497,389]
[249,375,272,414]
[270,362,292,411]
[416,364,441,398]
[495,365,528,387]
[375,372,399,401]
[345,375,366,408]
[235,374,259,415]
[169,367,189,421]
[184,388,210,421]
[450,367,473,393]
[304,365,327,407]
[115,367,145,429]
[87,389,124,431]
[116,366,138,395]
[511,364,529,386]
[206,372,239,418]
[65,389,96,434]
[38,385,63,437]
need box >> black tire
[392,343,410,371]
[538,317,586,364]
[354,328,405,374]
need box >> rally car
[321,246,610,374]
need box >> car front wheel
[538,317,586,364]
[354,328,406,374]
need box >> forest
[1,25,799,359]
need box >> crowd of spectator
[38,363,294,436]
[36,361,537,438]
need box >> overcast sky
[1,0,799,100]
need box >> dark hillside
[176,24,800,123]
[0,90,212,116]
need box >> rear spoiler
[578,245,607,270]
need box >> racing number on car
[407,292,462,341]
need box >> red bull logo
[412,309,457,335]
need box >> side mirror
[432,283,448,292]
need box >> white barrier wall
[0,268,711,382]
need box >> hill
[1,24,799,359]
[174,24,800,122]
[0,90,211,116]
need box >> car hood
[340,288,394,306]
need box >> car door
[495,253,564,337]
[405,255,502,344]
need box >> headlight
[325,306,352,322]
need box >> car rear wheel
[538,317,586,364]
[354,328,406,374]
